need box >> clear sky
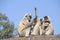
[0,0,60,34]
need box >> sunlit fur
[41,16,54,35]
[31,18,41,35]
[18,13,32,37]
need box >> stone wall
[4,34,60,40]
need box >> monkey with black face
[31,18,44,35]
[18,13,32,37]
[42,16,54,35]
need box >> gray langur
[17,13,32,37]
[31,18,41,35]
[41,16,54,35]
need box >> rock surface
[4,34,60,40]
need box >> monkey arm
[40,28,46,35]
[19,23,26,31]
[21,21,32,31]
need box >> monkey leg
[25,27,31,37]
[45,29,54,35]
[31,23,40,35]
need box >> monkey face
[43,16,50,29]
[24,13,32,22]
[44,21,50,26]
[42,21,50,30]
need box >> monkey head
[24,13,32,22]
[43,16,51,29]
[44,16,50,21]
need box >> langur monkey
[18,13,32,37]
[31,18,41,35]
[31,8,41,35]
[42,16,54,35]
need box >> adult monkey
[41,16,54,35]
[18,13,32,37]
[31,8,37,29]
[31,8,40,35]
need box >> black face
[43,21,50,30]
[44,16,48,20]
[44,21,50,24]
[44,16,50,24]
[44,26,48,30]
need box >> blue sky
[0,0,60,34]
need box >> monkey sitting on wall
[17,13,32,37]
[31,17,41,35]
[41,16,54,35]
